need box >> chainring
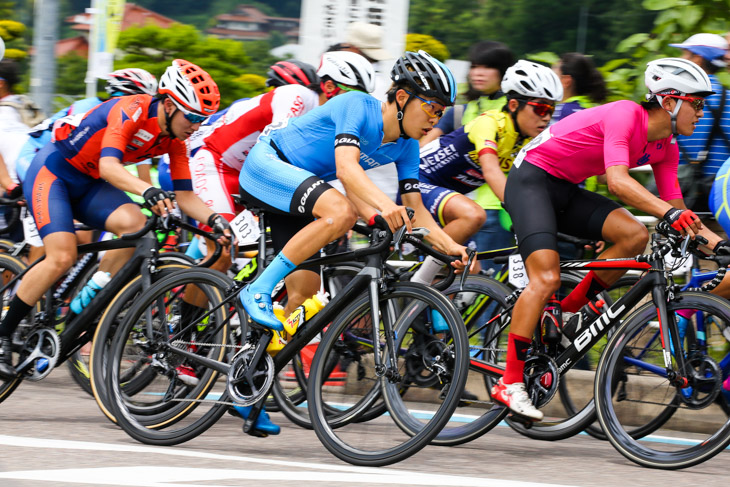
[16,328,61,381]
[226,345,274,406]
[524,353,560,408]
[680,353,722,409]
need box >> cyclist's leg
[411,184,484,284]
[238,141,354,329]
[75,182,142,277]
[558,190,647,312]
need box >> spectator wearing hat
[327,21,393,63]
[670,33,730,212]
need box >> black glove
[663,208,700,232]
[207,213,232,239]
[3,183,22,200]
[714,240,730,256]
[142,186,171,208]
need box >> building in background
[207,5,299,43]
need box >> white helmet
[158,59,220,116]
[317,51,375,93]
[501,60,563,102]
[645,57,714,98]
[0,37,4,62]
[105,68,158,96]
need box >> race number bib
[22,213,43,248]
[508,254,529,288]
[513,126,552,168]
[230,209,261,246]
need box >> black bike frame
[469,235,689,387]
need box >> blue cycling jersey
[266,91,420,183]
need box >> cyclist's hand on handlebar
[380,204,413,234]
[207,213,233,246]
[3,182,22,200]
[444,242,472,274]
[663,208,702,237]
[714,240,730,256]
[143,186,174,216]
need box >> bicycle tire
[269,262,366,428]
[89,263,192,423]
[595,291,730,469]
[424,275,513,446]
[0,254,29,403]
[308,281,469,466]
[105,268,235,445]
[506,273,642,441]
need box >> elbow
[606,179,622,198]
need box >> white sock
[410,256,443,285]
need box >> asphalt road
[0,369,727,487]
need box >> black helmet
[390,50,457,106]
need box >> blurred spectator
[326,21,392,63]
[670,33,730,212]
[420,40,514,146]
[551,52,607,123]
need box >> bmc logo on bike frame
[573,302,626,352]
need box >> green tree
[55,52,89,96]
[405,34,449,61]
[115,23,254,107]
[0,19,26,59]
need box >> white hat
[345,22,392,61]
[669,33,728,68]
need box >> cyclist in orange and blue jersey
[0,59,231,380]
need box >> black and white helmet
[390,50,457,106]
[317,51,375,93]
[105,68,158,96]
[501,60,563,102]
[645,57,714,98]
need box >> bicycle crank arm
[158,342,230,375]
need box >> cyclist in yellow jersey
[409,61,562,284]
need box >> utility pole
[576,5,589,54]
[29,0,60,114]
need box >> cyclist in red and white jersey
[190,52,375,273]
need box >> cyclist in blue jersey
[238,50,470,330]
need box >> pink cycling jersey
[200,84,319,171]
[516,100,682,201]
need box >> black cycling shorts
[504,161,621,259]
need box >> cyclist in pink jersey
[190,52,374,274]
[494,58,730,420]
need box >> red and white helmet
[105,68,158,96]
[158,59,220,116]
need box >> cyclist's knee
[320,198,357,234]
[45,249,77,274]
[528,269,562,299]
[615,221,649,254]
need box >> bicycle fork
[652,285,689,388]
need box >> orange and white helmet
[158,59,220,117]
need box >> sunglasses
[666,95,705,111]
[405,91,446,118]
[525,101,555,118]
[181,111,208,124]
[336,83,362,93]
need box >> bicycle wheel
[308,281,469,466]
[0,254,28,403]
[89,263,192,423]
[270,262,364,428]
[505,273,643,441]
[595,291,730,469]
[105,268,237,445]
[424,275,513,446]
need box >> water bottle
[70,271,111,314]
[541,295,562,345]
[283,291,330,337]
[562,299,605,344]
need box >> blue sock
[249,252,295,295]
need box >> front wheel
[595,291,730,469]
[308,281,469,466]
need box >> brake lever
[680,234,691,257]
[459,249,476,292]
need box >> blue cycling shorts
[25,144,134,239]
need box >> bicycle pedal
[508,413,535,429]
[241,424,268,438]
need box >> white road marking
[0,435,577,487]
